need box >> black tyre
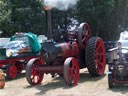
[108,74,113,88]
[86,37,106,76]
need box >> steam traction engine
[26,7,106,86]
[108,41,128,88]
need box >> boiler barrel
[40,42,79,64]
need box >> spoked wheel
[63,57,79,86]
[108,74,113,88]
[78,22,91,48]
[15,61,23,73]
[86,37,106,76]
[26,58,44,85]
[6,64,17,79]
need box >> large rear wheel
[86,37,106,76]
[78,22,91,49]
[26,58,44,85]
[63,57,79,86]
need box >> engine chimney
[44,6,52,39]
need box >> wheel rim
[78,23,91,48]
[64,58,79,86]
[69,58,79,85]
[30,60,43,85]
[9,65,17,79]
[95,39,106,75]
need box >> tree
[1,0,128,41]
[76,0,117,40]
[0,0,46,37]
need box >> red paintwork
[30,59,44,85]
[0,55,41,79]
[60,42,79,59]
[0,55,41,67]
[112,71,128,83]
[15,61,23,73]
[37,65,63,74]
[9,65,17,79]
[81,23,91,48]
[68,58,79,85]
[113,78,128,83]
[95,39,106,75]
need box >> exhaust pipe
[44,6,52,39]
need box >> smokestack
[44,6,52,39]
[44,0,79,11]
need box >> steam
[119,31,128,41]
[67,18,79,31]
[44,0,79,11]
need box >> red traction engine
[26,7,106,86]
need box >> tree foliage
[76,0,128,41]
[0,0,46,37]
[0,0,128,41]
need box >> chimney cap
[44,6,52,10]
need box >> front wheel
[26,58,44,85]
[63,57,79,86]
[108,74,113,88]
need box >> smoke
[119,31,128,41]
[44,0,79,11]
[67,18,79,31]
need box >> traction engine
[108,41,128,88]
[26,7,106,86]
